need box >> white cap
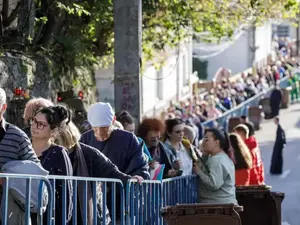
[87,102,115,127]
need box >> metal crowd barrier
[0,174,199,225]
[126,180,162,225]
[162,175,198,206]
[0,173,53,225]
[47,175,125,225]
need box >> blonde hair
[56,121,81,149]
[114,120,124,129]
[229,133,252,169]
[24,98,54,124]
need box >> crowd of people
[160,53,299,145]
[0,42,295,224]
[0,85,271,224]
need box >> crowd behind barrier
[0,70,296,225]
[202,74,291,131]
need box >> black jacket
[69,142,132,224]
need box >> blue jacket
[80,129,150,179]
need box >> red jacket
[244,136,265,185]
[235,169,251,186]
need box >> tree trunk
[18,0,35,42]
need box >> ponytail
[223,131,235,162]
[204,128,235,161]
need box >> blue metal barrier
[47,175,125,225]
[161,175,198,207]
[126,179,162,225]
[0,173,53,225]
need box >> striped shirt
[0,120,39,168]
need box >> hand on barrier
[173,160,182,170]
[131,175,144,184]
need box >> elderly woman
[137,118,176,178]
[23,97,54,138]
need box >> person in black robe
[270,117,286,175]
[270,83,282,118]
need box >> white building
[193,23,273,80]
[95,41,196,117]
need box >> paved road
[255,103,300,225]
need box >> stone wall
[0,52,97,102]
[0,53,58,100]
[0,52,96,127]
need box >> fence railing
[0,174,198,225]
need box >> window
[277,25,290,37]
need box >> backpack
[1,160,49,213]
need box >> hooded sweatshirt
[244,136,265,185]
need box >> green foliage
[3,0,300,87]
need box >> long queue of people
[161,53,299,145]
[117,110,265,186]
[0,84,269,225]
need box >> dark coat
[80,129,150,179]
[270,88,282,117]
[80,129,150,219]
[270,124,286,174]
[69,143,131,224]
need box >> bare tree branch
[3,1,21,27]
[2,0,9,20]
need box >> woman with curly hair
[137,118,176,179]
[229,133,253,186]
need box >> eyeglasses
[30,118,48,130]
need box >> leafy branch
[0,0,299,89]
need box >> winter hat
[87,102,115,127]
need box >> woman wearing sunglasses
[163,118,200,177]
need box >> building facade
[95,40,195,117]
[193,23,273,80]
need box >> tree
[0,0,299,87]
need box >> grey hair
[0,88,6,105]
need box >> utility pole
[114,0,142,123]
